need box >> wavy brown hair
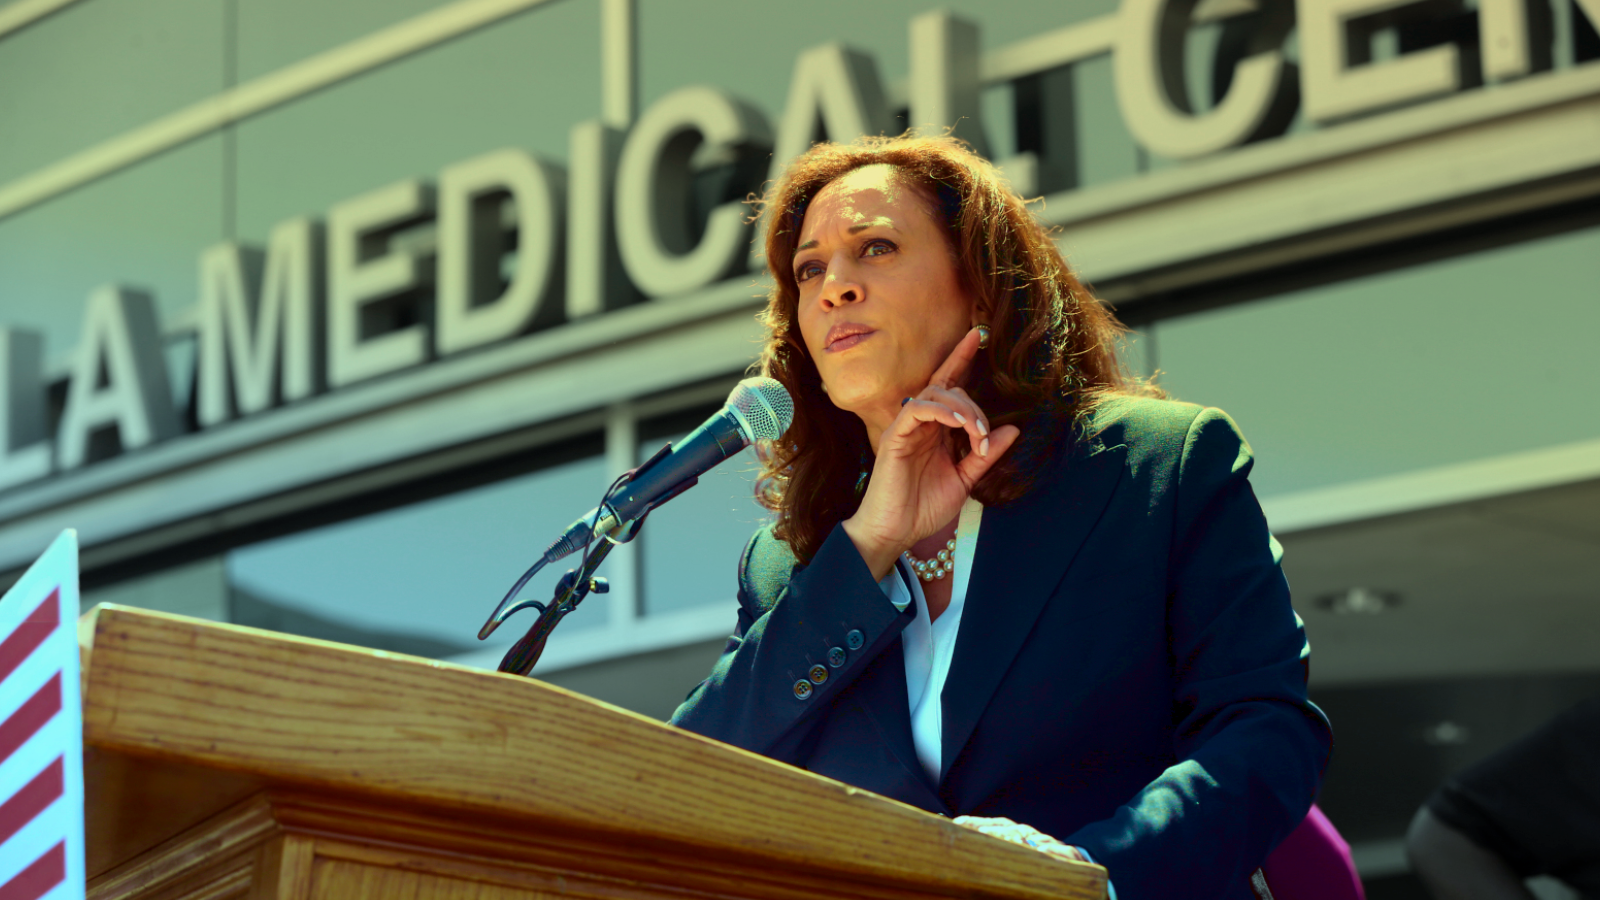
[753,134,1161,563]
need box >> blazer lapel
[938,438,1129,784]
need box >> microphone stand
[486,441,690,677]
[496,537,616,676]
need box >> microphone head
[727,377,794,443]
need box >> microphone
[478,376,792,639]
[548,375,792,560]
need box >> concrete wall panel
[636,0,1119,115]
[233,0,597,241]
[236,0,452,81]
[0,0,225,184]
[0,135,224,365]
[1152,223,1600,498]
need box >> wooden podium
[79,604,1106,900]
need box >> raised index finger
[929,327,983,390]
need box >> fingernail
[953,411,967,425]
[980,437,990,457]
[977,419,988,437]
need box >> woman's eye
[862,239,896,257]
[795,260,823,282]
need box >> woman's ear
[969,296,993,329]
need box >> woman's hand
[953,815,1091,864]
[841,327,1022,580]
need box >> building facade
[1,0,1597,894]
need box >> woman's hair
[753,133,1161,563]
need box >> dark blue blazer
[670,397,1333,900]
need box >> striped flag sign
[0,531,84,900]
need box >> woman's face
[793,164,976,427]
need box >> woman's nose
[819,266,862,309]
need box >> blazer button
[793,679,813,700]
[827,646,846,668]
[846,629,865,650]
[808,664,828,685]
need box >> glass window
[227,449,612,660]
[81,556,228,621]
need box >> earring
[975,324,992,350]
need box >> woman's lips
[825,325,875,352]
[829,331,872,352]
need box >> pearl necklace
[904,538,957,582]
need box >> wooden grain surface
[88,793,269,900]
[80,605,1105,900]
[277,791,1045,900]
[309,860,540,900]
[249,835,313,900]
[86,747,265,877]
[91,787,1095,900]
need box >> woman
[669,135,1333,900]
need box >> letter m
[197,218,323,426]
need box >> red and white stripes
[0,532,83,900]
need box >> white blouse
[878,496,984,782]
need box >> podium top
[80,604,1104,899]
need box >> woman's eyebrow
[795,221,899,253]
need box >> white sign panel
[0,531,84,900]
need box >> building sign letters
[0,0,1595,492]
